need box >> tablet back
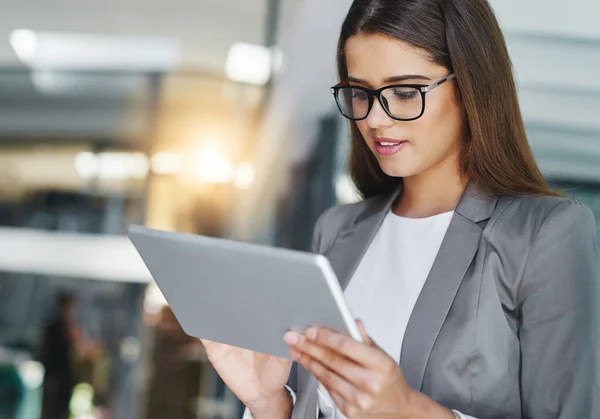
[127,224,361,359]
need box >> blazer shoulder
[481,195,597,319]
[495,194,594,236]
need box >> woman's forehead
[345,33,438,83]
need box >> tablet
[127,225,362,359]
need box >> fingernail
[306,327,318,340]
[284,331,299,345]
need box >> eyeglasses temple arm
[422,73,456,93]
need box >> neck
[393,164,468,219]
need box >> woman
[201,0,600,418]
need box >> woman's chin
[374,153,419,178]
[379,163,417,179]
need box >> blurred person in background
[144,305,202,419]
[201,0,600,418]
[40,292,98,419]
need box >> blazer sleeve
[518,200,600,418]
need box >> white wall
[491,0,600,39]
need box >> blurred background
[0,0,598,418]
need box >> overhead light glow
[151,152,182,175]
[196,144,235,184]
[225,42,273,86]
[74,152,98,179]
[10,29,38,64]
[10,30,181,71]
[234,163,255,189]
[18,361,44,389]
[74,152,149,180]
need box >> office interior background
[0,0,598,418]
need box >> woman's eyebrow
[347,74,432,85]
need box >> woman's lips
[373,137,408,156]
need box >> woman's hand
[284,320,455,419]
[200,339,293,419]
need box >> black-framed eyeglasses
[331,73,456,121]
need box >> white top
[244,209,478,419]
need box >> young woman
[201,0,600,418]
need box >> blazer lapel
[291,367,319,419]
[326,188,402,291]
[399,183,498,390]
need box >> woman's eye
[352,89,368,100]
[393,88,419,100]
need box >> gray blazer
[289,184,600,419]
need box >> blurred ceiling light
[151,152,182,175]
[74,152,149,180]
[100,152,149,180]
[10,30,38,64]
[9,30,181,71]
[234,163,256,189]
[70,383,94,418]
[225,42,273,85]
[196,144,235,184]
[18,361,44,390]
[74,152,98,179]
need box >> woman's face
[344,33,465,179]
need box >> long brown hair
[338,0,560,198]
